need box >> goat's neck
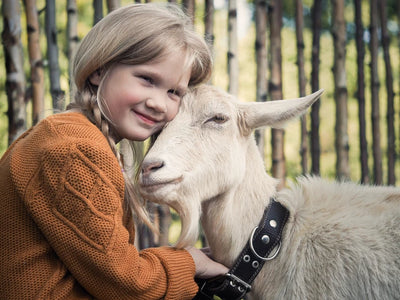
[201,142,277,267]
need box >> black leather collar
[194,198,289,300]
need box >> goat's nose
[141,159,165,176]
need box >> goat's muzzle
[141,159,165,176]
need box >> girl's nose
[145,94,167,113]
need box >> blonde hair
[68,3,212,231]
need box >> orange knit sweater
[0,112,198,299]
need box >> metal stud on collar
[270,219,277,228]
[249,226,281,261]
[261,235,270,244]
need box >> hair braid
[69,88,156,232]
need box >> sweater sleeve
[21,138,198,299]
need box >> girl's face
[91,51,191,142]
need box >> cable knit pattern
[0,112,197,300]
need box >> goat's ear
[239,89,324,131]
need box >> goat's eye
[207,114,228,124]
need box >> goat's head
[139,85,323,247]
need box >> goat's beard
[168,198,202,249]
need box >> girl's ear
[89,70,102,86]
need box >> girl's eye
[168,89,184,101]
[139,75,154,84]
[168,89,181,97]
[207,114,228,124]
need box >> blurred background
[1,0,399,246]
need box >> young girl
[0,3,227,299]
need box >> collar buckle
[225,272,252,294]
[197,273,251,300]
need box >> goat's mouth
[139,176,183,194]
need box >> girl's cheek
[169,105,180,120]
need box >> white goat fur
[139,85,400,299]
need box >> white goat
[139,85,400,299]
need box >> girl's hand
[186,246,229,279]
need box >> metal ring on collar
[249,226,281,261]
